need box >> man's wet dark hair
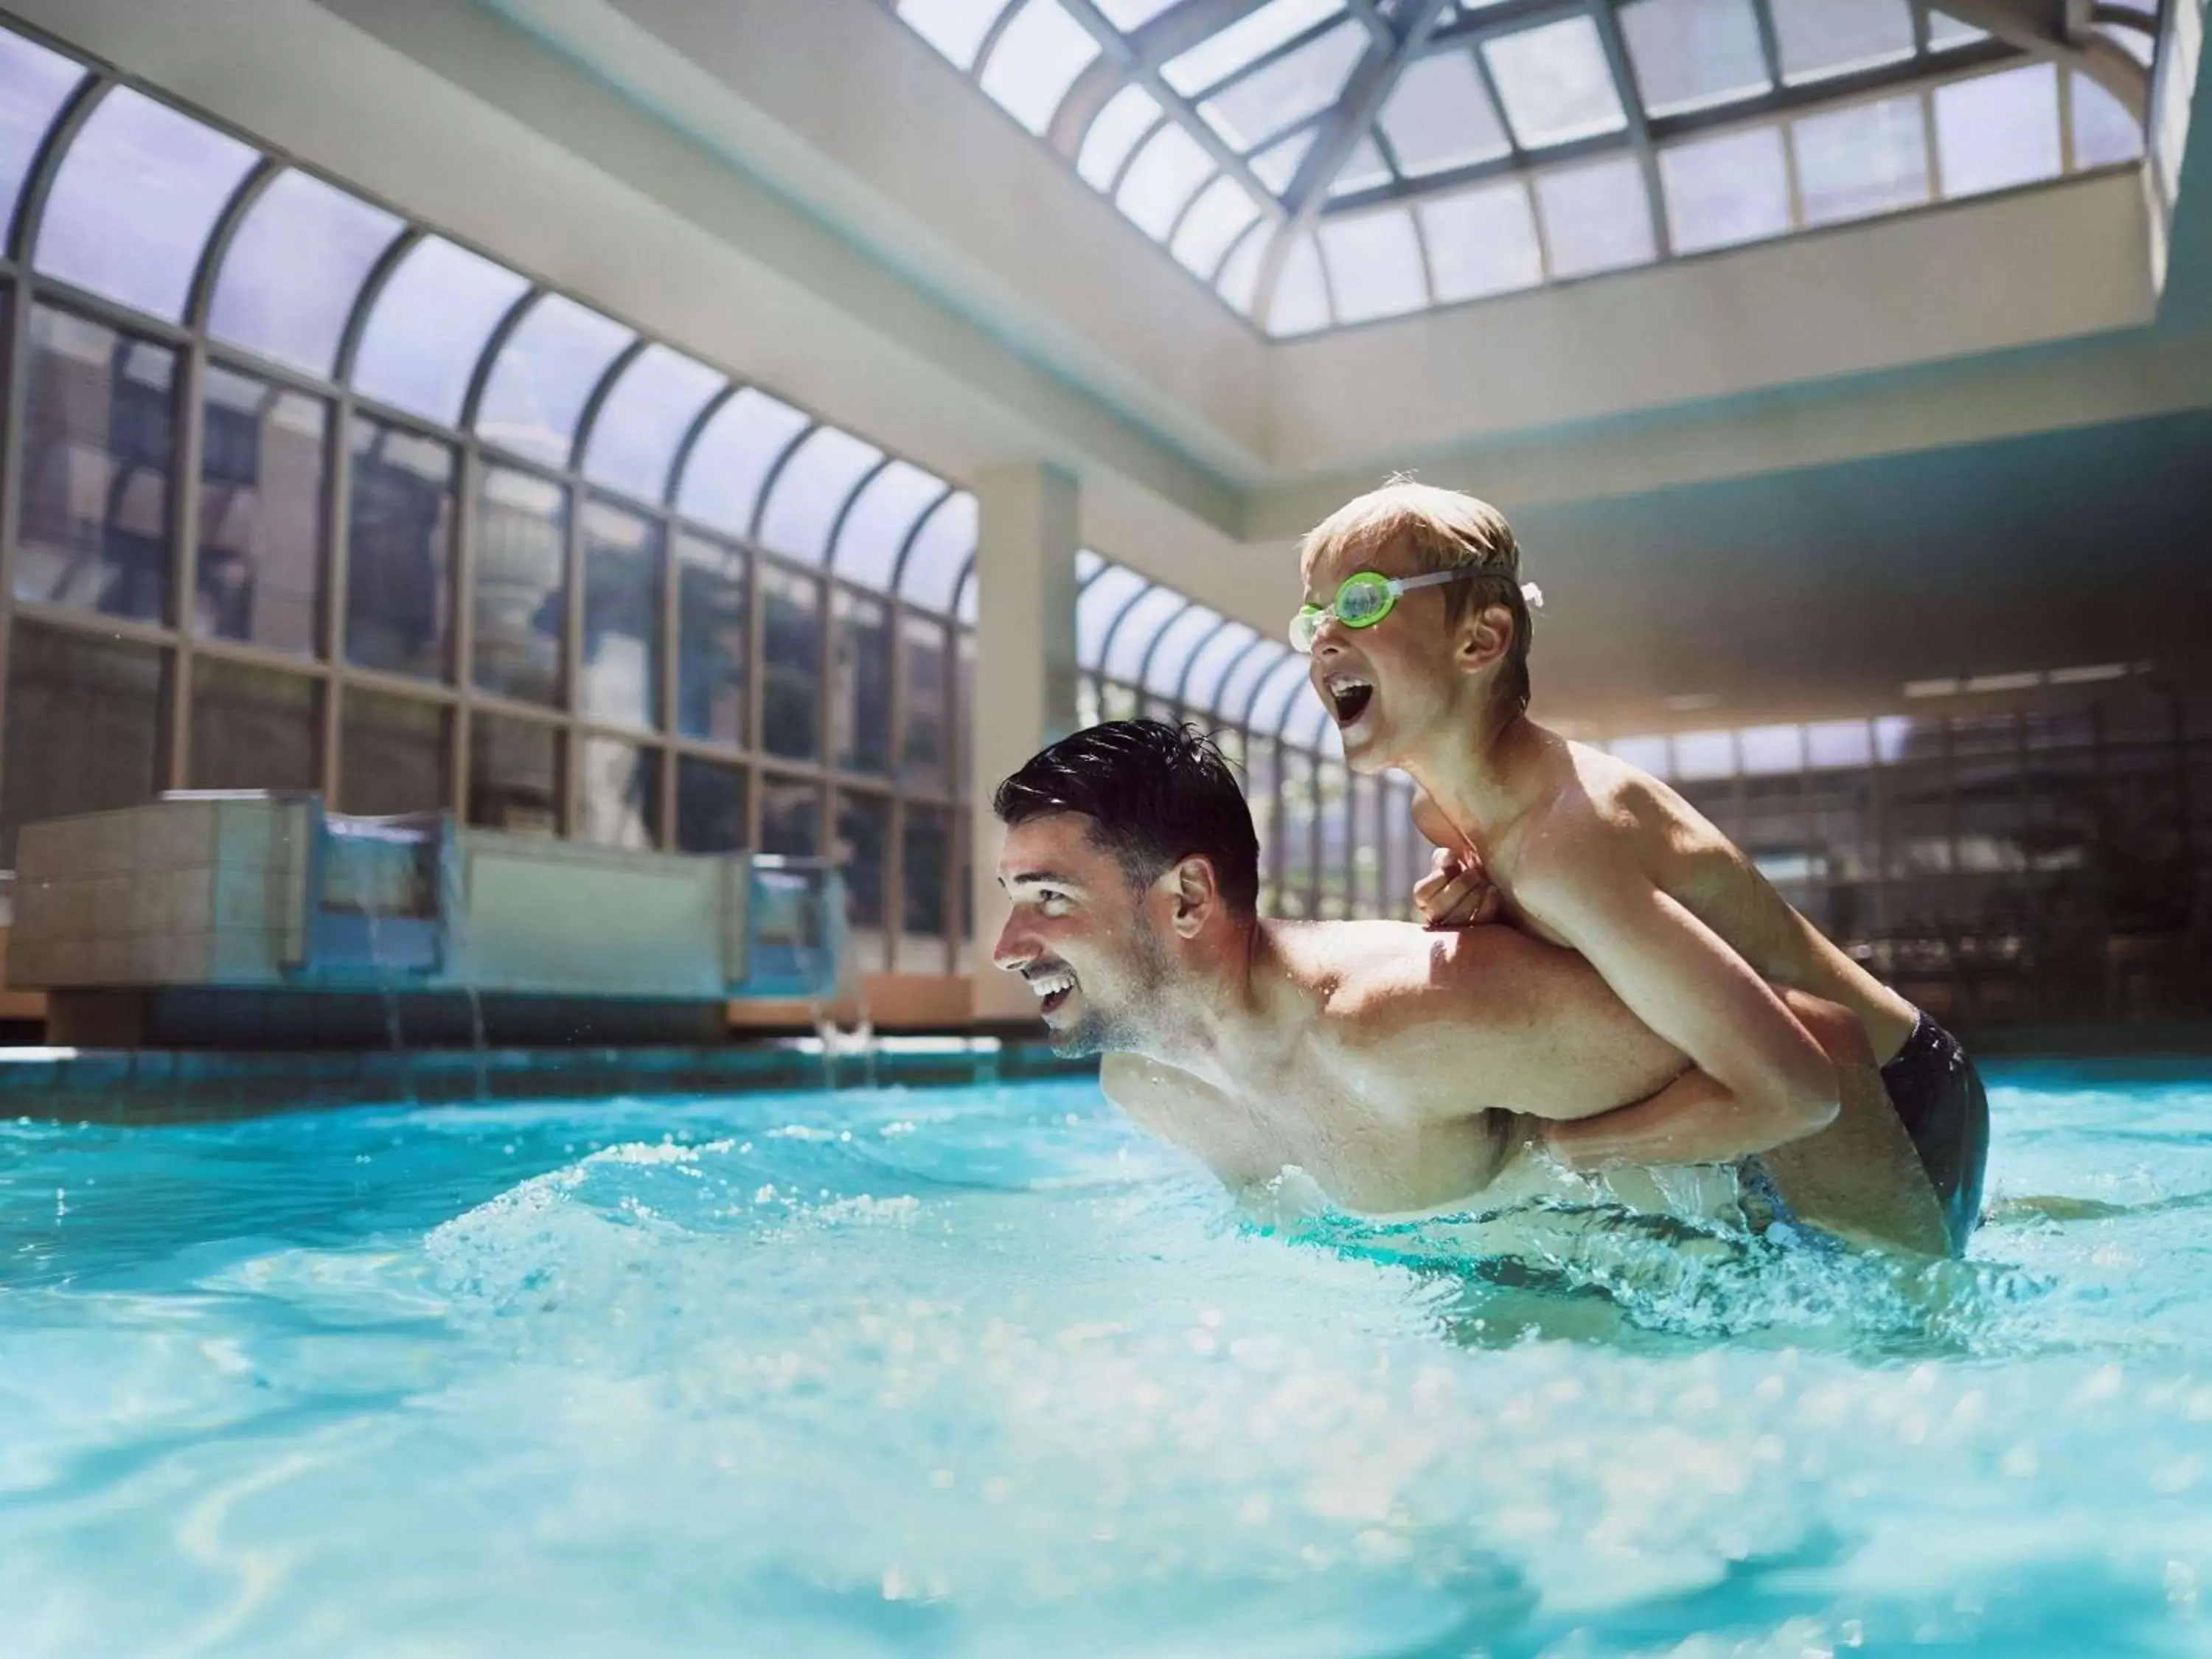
[993,720,1260,918]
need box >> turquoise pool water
[3,1061,2211,1657]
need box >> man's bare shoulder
[1271,917,1585,1026]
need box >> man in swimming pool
[990,720,1954,1256]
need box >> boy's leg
[1877,1011,1992,1256]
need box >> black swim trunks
[1880,1009,1990,1256]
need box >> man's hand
[1413,846,1503,929]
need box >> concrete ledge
[0,1037,1093,1124]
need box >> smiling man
[990,720,1955,1256]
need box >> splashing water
[2,1060,2211,1656]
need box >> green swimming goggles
[1289,568,1478,654]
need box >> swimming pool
[2,1060,2209,1657]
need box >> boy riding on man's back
[1294,479,1989,1253]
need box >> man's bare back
[1096,917,1948,1254]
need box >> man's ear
[1456,602,1515,676]
[1164,855,1219,939]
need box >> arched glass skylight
[474,293,636,469]
[35,86,257,321]
[209,170,406,377]
[880,0,2161,335]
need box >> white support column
[969,462,1082,1018]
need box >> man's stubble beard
[1048,926,1173,1059]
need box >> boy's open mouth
[1325,673,1374,726]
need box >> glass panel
[897,0,1015,70]
[1662,125,1791,254]
[1806,718,1872,770]
[1267,232,1331,334]
[467,713,563,835]
[901,802,951,965]
[1216,220,1268,310]
[1248,653,1310,734]
[1536,156,1657,278]
[1673,728,1737,779]
[338,691,450,817]
[473,464,568,706]
[1197,21,1368,154]
[1927,10,1989,49]
[17,305,173,624]
[1172,175,1264,277]
[577,737,661,849]
[209,170,404,378]
[195,365,327,655]
[2071,71,2146,169]
[1618,0,1770,116]
[759,775,821,856]
[1179,622,1260,714]
[761,565,824,762]
[474,293,635,469]
[1164,0,1342,94]
[832,588,894,776]
[1,624,164,863]
[676,532,748,748]
[1079,88,1162,189]
[1482,17,1627,149]
[979,0,1102,136]
[761,426,886,566]
[188,658,319,791]
[351,237,529,426]
[582,344,726,506]
[1379,52,1509,178]
[1251,126,1318,195]
[35,88,256,322]
[900,613,952,793]
[895,490,976,612]
[1792,94,1930,226]
[1093,0,1179,27]
[1078,572,1156,672]
[675,757,748,853]
[1327,133,1392,198]
[1318,209,1427,323]
[1420,178,1544,302]
[832,460,946,589]
[0,29,83,246]
[1219,640,1292,723]
[579,498,664,731]
[955,627,975,794]
[1770,0,1915,84]
[675,386,810,539]
[1935,62,2061,198]
[1739,723,1806,775]
[1139,604,1223,698]
[835,791,892,973]
[956,565,978,623]
[1116,122,1216,238]
[345,414,454,682]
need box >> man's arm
[1520,827,1839,1169]
[1099,1053,1274,1190]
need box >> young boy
[1293,479,1989,1253]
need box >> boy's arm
[1520,829,1840,1169]
[1759,992,1950,1256]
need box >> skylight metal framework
[886,0,2163,333]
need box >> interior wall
[1513,408,2212,734]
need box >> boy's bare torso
[1419,734,1920,1062]
[1104,917,1944,1250]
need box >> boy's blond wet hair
[1299,477,1532,715]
